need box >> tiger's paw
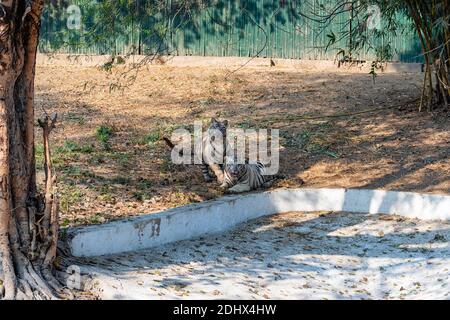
[227,184,251,194]
[219,183,229,190]
[216,175,224,185]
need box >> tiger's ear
[211,117,217,124]
[223,120,229,127]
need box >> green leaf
[324,151,339,159]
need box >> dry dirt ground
[79,211,450,300]
[34,62,450,227]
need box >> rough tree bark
[0,0,63,300]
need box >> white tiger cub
[220,155,281,193]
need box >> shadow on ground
[75,210,450,299]
[34,64,450,226]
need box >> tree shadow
[276,93,450,194]
[35,62,449,226]
[73,208,450,299]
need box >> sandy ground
[34,62,450,227]
[20,60,449,300]
[75,211,450,300]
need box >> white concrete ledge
[66,188,450,257]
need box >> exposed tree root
[1,115,69,300]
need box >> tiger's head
[209,118,228,137]
[225,155,246,179]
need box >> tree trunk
[0,0,63,300]
[407,0,450,110]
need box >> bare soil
[34,63,450,226]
